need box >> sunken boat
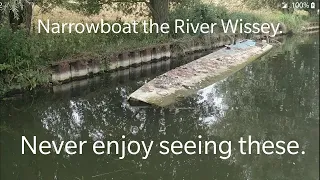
[128,40,273,107]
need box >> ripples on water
[0,35,319,180]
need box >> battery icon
[310,2,315,9]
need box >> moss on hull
[128,40,273,107]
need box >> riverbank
[0,4,319,98]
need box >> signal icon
[282,2,288,9]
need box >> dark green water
[0,35,319,180]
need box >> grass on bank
[0,2,318,97]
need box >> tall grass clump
[228,12,263,23]
[169,2,228,37]
[277,13,305,32]
[0,27,50,95]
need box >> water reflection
[0,35,319,180]
[196,82,228,125]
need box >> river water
[0,34,319,180]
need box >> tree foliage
[1,0,190,28]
